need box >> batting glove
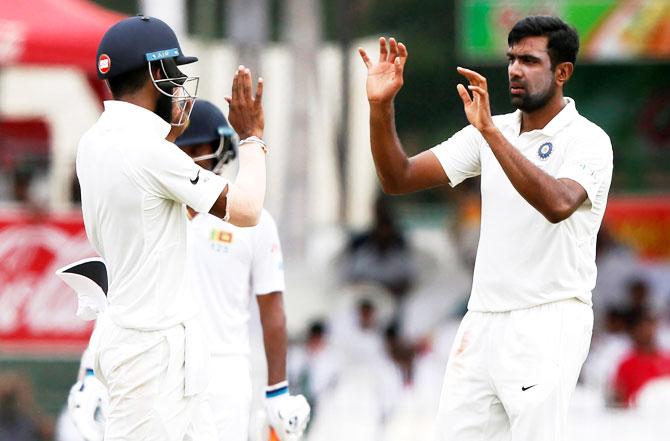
[67,369,108,441]
[264,381,311,441]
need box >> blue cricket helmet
[176,100,238,170]
[96,15,197,80]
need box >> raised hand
[456,67,495,132]
[225,65,264,139]
[359,37,408,103]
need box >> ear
[555,62,574,87]
[152,65,164,80]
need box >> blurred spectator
[383,322,415,385]
[612,311,670,407]
[0,371,53,441]
[621,278,651,320]
[12,165,34,204]
[582,307,632,394]
[288,320,341,416]
[592,227,640,317]
[339,195,417,300]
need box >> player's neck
[519,93,566,134]
[116,84,159,114]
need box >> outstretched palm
[359,37,408,103]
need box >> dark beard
[154,93,173,124]
[510,84,555,112]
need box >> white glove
[264,382,311,441]
[67,370,108,441]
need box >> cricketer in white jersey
[76,16,267,441]
[178,99,310,441]
[359,16,612,441]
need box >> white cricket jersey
[187,209,285,355]
[431,98,613,312]
[76,101,228,330]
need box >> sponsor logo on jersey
[98,54,111,74]
[538,142,553,160]
[210,229,233,244]
[190,169,200,185]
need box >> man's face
[507,36,557,112]
[181,143,214,170]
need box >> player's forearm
[227,144,266,226]
[369,101,412,194]
[258,294,288,385]
[482,127,578,223]
[262,310,288,385]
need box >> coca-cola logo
[0,214,97,350]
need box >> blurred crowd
[0,372,53,441]
[283,190,670,440]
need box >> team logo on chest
[210,229,233,244]
[537,142,553,160]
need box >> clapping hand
[359,37,408,104]
[456,67,495,133]
[225,66,264,140]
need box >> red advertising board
[0,209,96,354]
[604,196,670,261]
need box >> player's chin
[509,94,524,108]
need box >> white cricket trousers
[433,298,593,441]
[207,354,252,441]
[94,316,217,441]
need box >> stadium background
[0,0,669,440]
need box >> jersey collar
[102,100,172,139]
[539,97,578,136]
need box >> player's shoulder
[258,209,279,231]
[491,110,519,129]
[570,114,613,156]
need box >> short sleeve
[137,140,228,213]
[556,132,613,206]
[251,211,286,295]
[430,124,482,187]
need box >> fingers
[224,96,232,104]
[231,69,239,103]
[359,47,372,68]
[378,37,387,63]
[255,77,264,104]
[456,84,472,106]
[398,42,408,66]
[394,57,403,77]
[388,38,398,63]
[242,68,252,103]
[468,85,487,98]
[457,66,487,87]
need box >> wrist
[239,129,263,139]
[265,380,289,399]
[239,136,269,154]
[368,99,394,111]
[480,123,499,138]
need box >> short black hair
[107,64,150,99]
[106,61,165,99]
[508,16,579,68]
